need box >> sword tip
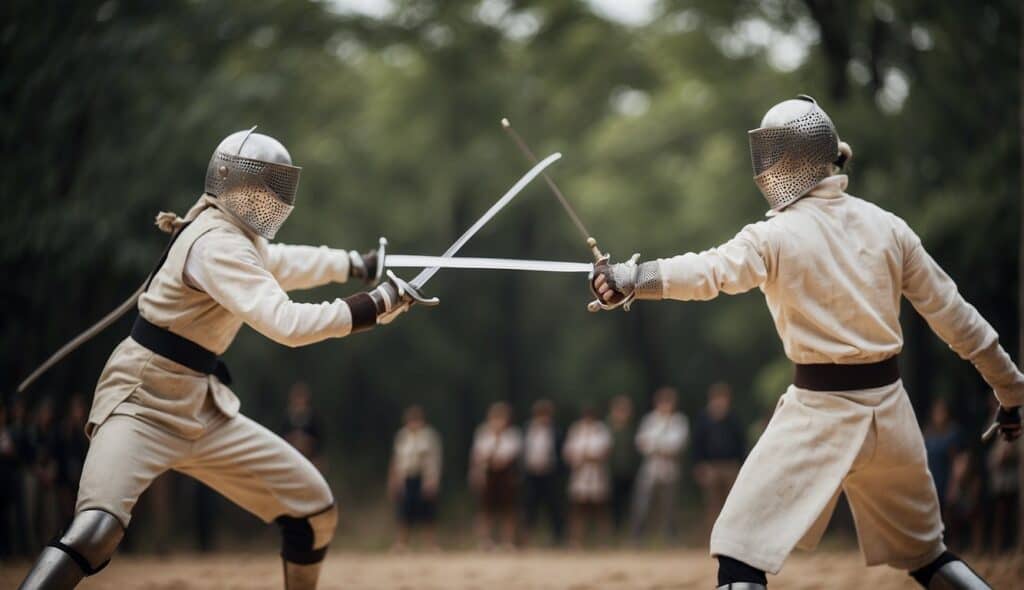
[501,118,511,128]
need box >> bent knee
[277,504,338,564]
[59,509,125,573]
[310,504,339,547]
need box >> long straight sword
[501,119,632,312]
[501,119,604,262]
[408,152,562,290]
[387,255,591,273]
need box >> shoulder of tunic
[846,194,921,250]
[191,221,264,266]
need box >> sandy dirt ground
[3,550,1022,589]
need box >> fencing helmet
[204,128,301,239]
[748,95,840,210]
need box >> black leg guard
[18,509,125,590]
[910,552,991,589]
[276,505,337,590]
[717,555,768,589]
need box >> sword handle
[585,238,604,311]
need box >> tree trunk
[802,0,852,101]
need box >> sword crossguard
[386,270,440,307]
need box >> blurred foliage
[1,0,1020,535]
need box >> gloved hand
[348,249,381,284]
[589,253,663,311]
[590,257,637,307]
[993,405,1022,442]
[368,270,439,325]
[348,237,388,285]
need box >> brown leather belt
[793,356,899,391]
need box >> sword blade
[410,152,562,289]
[387,255,592,274]
[501,118,591,242]
[501,119,604,262]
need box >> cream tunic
[655,175,1024,408]
[392,425,443,487]
[634,411,689,483]
[88,195,356,439]
[563,420,612,502]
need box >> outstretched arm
[186,232,416,346]
[592,223,773,305]
[899,223,1024,408]
[260,241,379,292]
[658,228,770,301]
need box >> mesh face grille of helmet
[262,163,300,205]
[204,152,300,205]
[749,107,838,209]
[219,179,294,239]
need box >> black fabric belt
[793,356,899,391]
[131,315,231,384]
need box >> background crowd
[3,379,1019,556]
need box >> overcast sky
[325,0,659,26]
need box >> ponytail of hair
[834,141,853,171]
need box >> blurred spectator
[946,451,983,552]
[0,401,19,557]
[692,383,746,541]
[280,382,325,471]
[27,397,60,549]
[607,395,638,535]
[923,398,963,511]
[630,387,689,541]
[388,405,442,551]
[6,397,33,555]
[563,406,612,548]
[521,399,565,546]
[470,402,522,550]
[56,393,89,523]
[986,400,1018,552]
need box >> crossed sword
[386,118,634,312]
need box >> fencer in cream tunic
[78,194,356,530]
[648,175,1024,573]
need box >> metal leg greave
[17,546,88,590]
[929,561,992,590]
[282,559,323,590]
[18,509,125,590]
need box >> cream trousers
[77,413,333,527]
